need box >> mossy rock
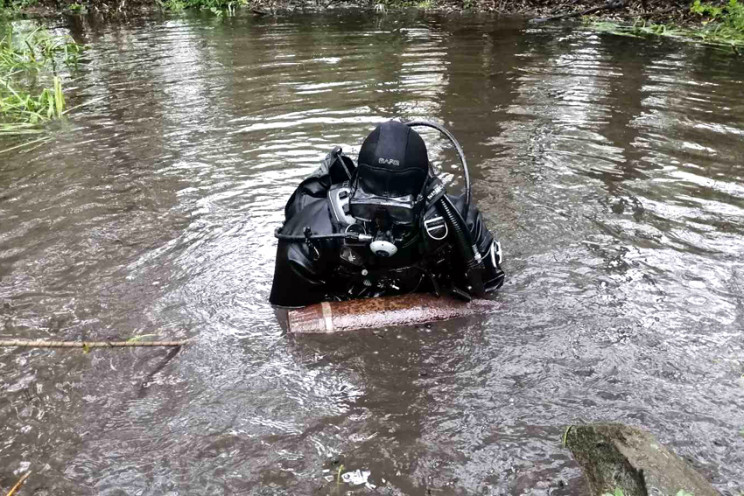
[564,423,718,496]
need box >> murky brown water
[1,10,743,494]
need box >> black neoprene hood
[356,121,429,198]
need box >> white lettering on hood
[378,157,400,166]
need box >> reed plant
[0,23,83,133]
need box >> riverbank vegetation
[161,0,247,15]
[0,23,83,135]
[587,0,744,52]
[0,0,700,17]
[0,0,741,28]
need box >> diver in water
[269,120,505,308]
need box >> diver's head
[349,121,429,236]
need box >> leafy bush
[690,0,744,41]
[589,0,744,52]
[0,0,38,17]
[691,0,744,26]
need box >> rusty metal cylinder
[287,293,500,334]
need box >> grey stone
[564,423,719,496]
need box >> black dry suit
[269,121,505,308]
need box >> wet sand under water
[1,10,743,495]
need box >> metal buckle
[424,216,448,241]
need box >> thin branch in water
[6,471,31,496]
[0,340,189,349]
[0,136,51,154]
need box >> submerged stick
[0,340,188,349]
[6,472,30,496]
[288,293,501,334]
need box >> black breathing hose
[436,196,476,269]
[436,195,485,296]
[406,120,485,296]
[405,121,471,221]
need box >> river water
[1,10,743,494]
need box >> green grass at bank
[0,22,83,135]
[589,0,744,52]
